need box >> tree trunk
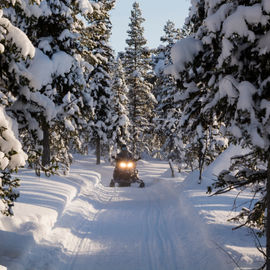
[41,119,50,167]
[198,139,204,183]
[169,159,175,178]
[198,136,208,184]
[267,153,270,269]
[96,137,101,165]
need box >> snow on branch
[0,107,27,170]
[222,4,268,42]
[23,49,74,90]
[76,0,94,15]
[0,10,35,58]
[165,37,203,79]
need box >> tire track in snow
[137,165,231,270]
[66,172,118,270]
[155,195,178,270]
[142,180,180,270]
[137,160,184,270]
[48,158,232,270]
[32,165,118,270]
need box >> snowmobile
[110,158,145,188]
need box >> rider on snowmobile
[110,144,144,187]
[115,144,133,161]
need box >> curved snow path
[13,157,231,270]
[41,157,230,270]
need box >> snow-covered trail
[22,157,230,270]
[1,150,265,270]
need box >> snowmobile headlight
[127,162,134,168]
[119,162,127,168]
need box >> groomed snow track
[0,156,251,270]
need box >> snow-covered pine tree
[168,0,270,265]
[153,20,182,160]
[80,2,101,67]
[0,3,32,215]
[88,0,116,164]
[75,3,103,155]
[1,1,41,173]
[110,57,131,155]
[0,108,27,216]
[165,0,229,180]
[160,20,181,48]
[4,0,95,174]
[123,2,157,155]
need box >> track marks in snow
[143,190,178,270]
[65,173,117,269]
[65,158,231,270]
[6,157,234,270]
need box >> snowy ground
[0,147,265,270]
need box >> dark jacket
[115,149,133,160]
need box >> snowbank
[203,144,250,179]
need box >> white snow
[118,114,129,126]
[165,37,203,78]
[64,119,76,132]
[20,86,57,122]
[218,38,234,67]
[229,124,242,139]
[76,0,94,15]
[257,31,270,55]
[205,3,233,33]
[24,49,54,90]
[219,76,238,100]
[38,38,52,53]
[0,11,35,58]
[0,43,4,53]
[58,29,77,41]
[0,107,27,170]
[222,4,268,42]
[263,0,270,12]
[52,51,74,76]
[237,81,256,111]
[24,49,74,90]
[0,148,264,270]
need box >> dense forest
[1,0,270,267]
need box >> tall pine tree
[123,2,156,155]
[110,57,131,154]
[153,20,182,160]
[88,0,116,164]
[5,0,95,173]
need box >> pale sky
[109,0,191,53]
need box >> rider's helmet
[121,144,127,151]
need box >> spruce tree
[5,0,96,173]
[168,0,270,266]
[88,0,116,164]
[153,20,182,160]
[0,2,32,215]
[160,20,181,48]
[110,57,131,154]
[123,2,157,155]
